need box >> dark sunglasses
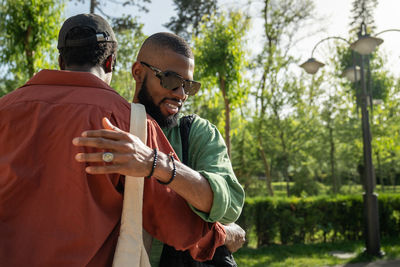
[140,61,201,96]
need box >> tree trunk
[90,0,96,13]
[376,150,384,192]
[220,77,231,157]
[328,123,338,194]
[24,25,34,77]
[256,71,274,196]
[283,156,290,197]
[278,124,290,196]
[258,135,274,196]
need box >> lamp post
[300,23,386,256]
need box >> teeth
[166,103,178,109]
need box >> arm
[151,151,213,213]
[72,117,213,213]
[171,116,245,224]
[73,117,227,261]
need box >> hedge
[237,193,400,247]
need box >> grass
[234,237,400,267]
[149,235,400,266]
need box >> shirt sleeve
[187,116,245,224]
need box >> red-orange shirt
[0,70,225,267]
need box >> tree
[70,0,150,38]
[350,0,378,31]
[165,0,218,41]
[254,0,315,196]
[71,0,150,16]
[193,11,250,157]
[110,17,147,101]
[0,0,65,94]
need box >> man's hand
[72,117,153,177]
[223,223,246,253]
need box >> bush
[290,169,323,197]
[238,193,400,247]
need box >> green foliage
[0,0,64,92]
[251,0,316,196]
[192,11,250,155]
[165,0,217,41]
[110,16,146,101]
[290,169,323,197]
[194,11,249,105]
[238,194,400,248]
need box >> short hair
[58,26,117,68]
[142,32,193,59]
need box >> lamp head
[350,35,383,55]
[300,58,325,74]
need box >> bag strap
[179,114,195,165]
[112,103,151,267]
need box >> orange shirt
[0,70,225,266]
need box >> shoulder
[184,115,226,154]
[189,115,221,140]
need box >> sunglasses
[140,61,201,96]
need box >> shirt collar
[23,69,115,92]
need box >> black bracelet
[157,153,176,185]
[145,148,158,179]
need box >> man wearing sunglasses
[71,31,245,265]
[131,32,246,266]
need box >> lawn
[234,237,400,267]
[150,237,400,266]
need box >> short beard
[138,77,179,129]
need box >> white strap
[112,103,151,267]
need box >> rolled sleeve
[191,170,244,224]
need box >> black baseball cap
[57,13,117,49]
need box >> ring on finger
[102,152,114,163]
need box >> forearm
[153,151,213,213]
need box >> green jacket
[162,114,245,224]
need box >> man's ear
[132,61,145,103]
[131,61,145,83]
[58,55,65,70]
[104,55,114,73]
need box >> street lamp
[300,22,386,256]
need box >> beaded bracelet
[157,153,176,185]
[145,148,158,179]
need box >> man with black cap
[0,14,227,266]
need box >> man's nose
[171,85,186,100]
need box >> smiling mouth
[163,100,182,115]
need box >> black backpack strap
[179,114,195,165]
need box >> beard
[138,77,180,129]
